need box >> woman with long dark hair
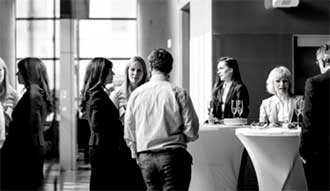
[211,57,249,119]
[0,57,52,190]
[80,57,136,190]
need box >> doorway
[293,35,330,95]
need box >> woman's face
[217,61,233,82]
[273,76,290,96]
[17,70,24,85]
[0,67,5,83]
[105,68,114,85]
[128,61,144,85]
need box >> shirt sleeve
[259,100,268,123]
[124,95,137,156]
[300,78,314,159]
[176,89,199,142]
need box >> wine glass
[294,98,305,128]
[208,100,215,124]
[236,100,244,118]
[231,100,237,118]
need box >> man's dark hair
[148,48,173,74]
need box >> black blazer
[85,84,124,151]
[300,69,330,161]
[212,81,249,119]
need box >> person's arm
[28,87,44,146]
[124,97,137,159]
[176,89,199,142]
[300,78,314,160]
[259,100,268,123]
[109,89,119,110]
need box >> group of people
[80,48,199,191]
[0,41,328,190]
[210,42,330,190]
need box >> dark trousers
[89,145,146,191]
[138,148,192,191]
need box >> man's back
[301,69,330,157]
[125,74,199,153]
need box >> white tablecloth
[188,124,247,191]
[235,127,307,191]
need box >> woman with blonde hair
[259,66,299,125]
[110,56,148,124]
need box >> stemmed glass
[236,100,244,118]
[294,98,305,128]
[231,100,237,118]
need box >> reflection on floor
[43,160,91,191]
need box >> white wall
[189,0,212,122]
[138,0,213,122]
[0,0,16,85]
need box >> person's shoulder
[262,95,275,104]
[6,85,19,98]
[111,85,124,98]
[172,85,186,94]
[172,85,189,100]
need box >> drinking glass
[294,98,305,128]
[231,100,237,118]
[236,100,244,118]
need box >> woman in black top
[211,57,249,119]
[0,57,52,190]
[80,57,144,190]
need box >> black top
[212,81,249,119]
[300,69,330,160]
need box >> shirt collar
[150,72,168,82]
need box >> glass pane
[16,20,56,58]
[79,20,137,58]
[89,0,136,18]
[44,60,60,91]
[78,59,128,92]
[16,0,60,18]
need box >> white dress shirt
[124,73,199,157]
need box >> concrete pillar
[59,19,77,170]
[0,0,16,85]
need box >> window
[16,0,60,92]
[16,0,137,93]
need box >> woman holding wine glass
[211,57,249,120]
[259,66,299,126]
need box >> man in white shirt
[124,48,199,190]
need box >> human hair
[213,57,243,92]
[122,56,148,99]
[266,66,293,95]
[0,58,9,103]
[17,57,52,112]
[148,48,173,74]
[80,57,113,113]
[316,42,330,66]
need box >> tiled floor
[43,161,91,191]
